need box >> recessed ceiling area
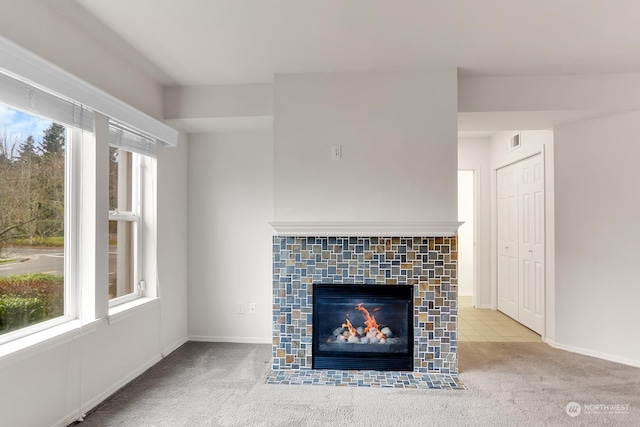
[74,0,640,86]
[68,0,640,135]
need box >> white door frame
[494,150,546,336]
[458,168,479,307]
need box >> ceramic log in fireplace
[312,283,414,371]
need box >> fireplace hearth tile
[272,235,458,377]
[265,369,464,390]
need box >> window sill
[0,318,101,370]
[108,297,159,324]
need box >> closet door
[497,165,519,320]
[496,154,545,335]
[517,155,544,334]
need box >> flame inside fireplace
[342,318,357,336]
[355,303,381,334]
[337,303,388,342]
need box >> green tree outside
[1,119,66,334]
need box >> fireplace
[312,283,414,371]
[270,232,459,388]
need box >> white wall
[0,0,165,119]
[460,116,639,367]
[489,130,553,169]
[459,74,640,113]
[0,124,189,427]
[458,137,492,308]
[0,2,189,426]
[273,69,458,223]
[185,69,459,344]
[187,131,273,343]
[157,135,189,354]
[553,111,640,366]
[164,83,273,120]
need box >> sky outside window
[0,104,52,146]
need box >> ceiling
[72,0,640,135]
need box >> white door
[496,154,545,334]
[497,165,519,320]
[517,155,544,333]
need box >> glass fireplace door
[312,284,414,371]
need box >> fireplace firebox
[312,283,414,371]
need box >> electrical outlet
[237,302,245,314]
[249,303,256,315]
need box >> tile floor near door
[458,296,541,342]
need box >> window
[109,146,139,303]
[0,106,158,339]
[108,123,156,307]
[0,106,77,342]
[0,37,173,348]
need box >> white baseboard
[54,353,163,427]
[163,336,189,357]
[82,354,163,415]
[189,335,271,345]
[473,303,494,309]
[545,339,640,368]
[54,335,251,427]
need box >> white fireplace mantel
[269,221,463,237]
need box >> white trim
[108,211,138,222]
[0,319,100,370]
[269,221,463,236]
[0,315,75,347]
[189,335,272,345]
[107,297,159,324]
[53,338,187,427]
[163,337,189,357]
[67,128,81,322]
[0,35,178,146]
[545,339,640,368]
[53,353,163,427]
[107,290,141,309]
[474,303,493,309]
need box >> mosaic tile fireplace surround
[270,232,461,388]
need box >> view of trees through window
[0,105,65,335]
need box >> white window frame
[0,124,80,345]
[0,35,172,351]
[108,149,143,307]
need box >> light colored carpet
[73,342,640,426]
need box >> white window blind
[109,122,156,158]
[1,35,177,146]
[0,71,94,132]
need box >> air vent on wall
[508,133,521,151]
